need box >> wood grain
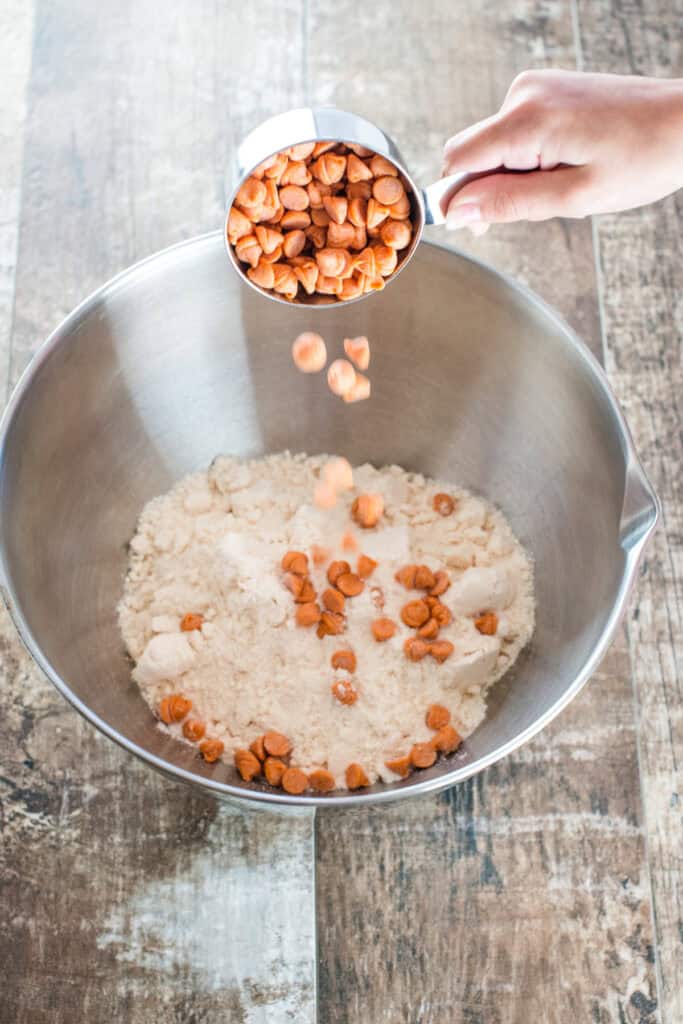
[309,1,657,1020]
[0,2,317,1022]
[575,2,683,1020]
[1,0,681,1022]
[0,0,35,401]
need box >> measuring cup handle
[422,173,472,226]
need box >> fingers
[443,108,543,176]
[445,166,590,227]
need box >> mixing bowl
[0,233,658,807]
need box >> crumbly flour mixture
[118,452,534,789]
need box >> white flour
[118,453,535,788]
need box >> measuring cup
[225,106,469,307]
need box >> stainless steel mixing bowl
[0,233,658,807]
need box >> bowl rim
[0,231,660,807]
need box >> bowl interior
[0,235,642,803]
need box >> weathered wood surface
[576,3,683,1021]
[0,2,317,1023]
[309,2,659,1021]
[0,0,680,1022]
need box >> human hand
[442,69,683,232]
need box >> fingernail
[446,203,481,230]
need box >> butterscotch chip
[351,493,384,529]
[327,358,356,396]
[287,142,316,161]
[311,153,347,185]
[371,617,396,642]
[341,531,358,551]
[373,244,398,277]
[323,457,354,492]
[279,184,310,211]
[347,198,368,228]
[327,560,351,586]
[199,739,224,763]
[235,749,261,781]
[410,743,437,769]
[312,141,337,158]
[403,637,430,661]
[309,768,336,792]
[311,544,330,566]
[282,767,309,794]
[296,602,321,627]
[426,704,451,730]
[227,206,253,245]
[395,565,417,588]
[159,694,192,724]
[369,154,398,177]
[331,679,358,705]
[342,372,370,403]
[401,599,430,628]
[327,221,356,248]
[345,763,370,789]
[418,617,439,640]
[432,603,452,627]
[380,219,412,250]
[318,610,345,637]
[291,332,327,373]
[248,260,275,290]
[331,649,357,672]
[322,588,345,614]
[433,493,455,516]
[372,176,404,206]
[283,229,307,259]
[183,719,206,742]
[236,176,267,208]
[282,550,309,575]
[336,572,364,597]
[264,757,287,786]
[254,225,284,255]
[249,735,266,761]
[263,731,292,757]
[431,725,462,755]
[181,612,204,632]
[346,153,373,182]
[281,209,312,230]
[284,572,304,598]
[343,335,370,370]
[389,192,411,219]
[430,571,451,597]
[322,195,348,224]
[370,585,385,610]
[430,640,455,663]
[475,611,498,635]
[294,578,317,604]
[357,554,377,578]
[414,565,436,590]
[385,754,412,778]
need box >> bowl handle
[619,453,659,554]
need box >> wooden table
[1,2,680,1021]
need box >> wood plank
[309,2,658,1020]
[575,2,683,1020]
[0,2,318,1022]
[0,0,35,400]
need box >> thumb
[445,166,589,227]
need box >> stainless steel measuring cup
[225,106,468,307]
